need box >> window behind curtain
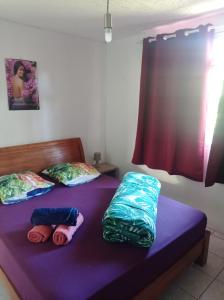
[204,33,224,177]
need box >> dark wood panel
[0,138,85,176]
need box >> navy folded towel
[31,208,79,226]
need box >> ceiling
[0,0,224,42]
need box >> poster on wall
[5,58,39,110]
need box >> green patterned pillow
[42,162,100,186]
[0,171,55,205]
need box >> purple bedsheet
[0,175,206,300]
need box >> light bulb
[105,27,112,43]
[104,12,112,43]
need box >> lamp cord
[107,0,109,13]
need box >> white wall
[0,20,106,162]
[105,13,224,232]
[1,14,224,232]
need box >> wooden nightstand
[95,163,118,178]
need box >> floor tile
[214,231,224,240]
[175,266,213,298]
[206,227,215,235]
[159,284,196,300]
[194,251,224,278]
[209,235,224,258]
[0,281,11,300]
[200,279,224,300]
[217,269,224,283]
[0,269,19,300]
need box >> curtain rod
[144,25,224,43]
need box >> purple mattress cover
[0,175,206,300]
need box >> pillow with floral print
[42,162,100,186]
[0,171,54,205]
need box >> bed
[0,138,210,300]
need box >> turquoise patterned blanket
[102,172,161,247]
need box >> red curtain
[132,25,214,181]
[205,85,224,187]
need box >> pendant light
[104,0,112,43]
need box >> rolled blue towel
[31,207,79,226]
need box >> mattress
[0,175,206,300]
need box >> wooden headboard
[0,138,85,176]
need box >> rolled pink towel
[52,213,84,246]
[27,225,54,243]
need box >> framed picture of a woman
[5,58,40,110]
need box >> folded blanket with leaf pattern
[102,172,161,247]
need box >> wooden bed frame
[0,138,210,300]
[0,137,85,176]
